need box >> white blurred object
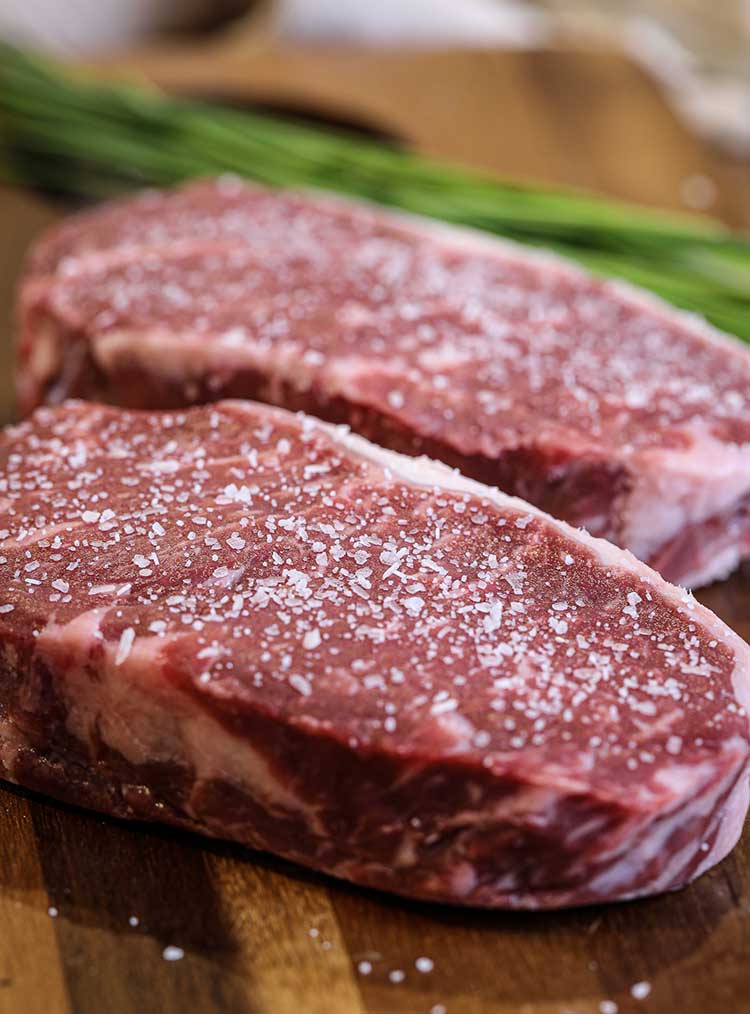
[1,0,745,156]
[0,0,226,54]
[525,1,750,156]
[275,0,549,48]
[624,14,750,157]
[274,0,749,153]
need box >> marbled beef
[1,400,748,908]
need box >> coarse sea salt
[631,981,651,1000]
[289,675,312,696]
[303,628,321,650]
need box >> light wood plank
[0,790,70,1014]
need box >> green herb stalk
[1,44,748,338]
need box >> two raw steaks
[19,178,750,587]
[3,180,750,907]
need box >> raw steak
[1,399,748,909]
[17,179,750,588]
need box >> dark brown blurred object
[0,187,58,425]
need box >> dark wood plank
[206,847,365,1013]
[28,796,256,1014]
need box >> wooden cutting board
[1,36,750,1014]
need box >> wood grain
[2,783,749,1014]
[0,790,70,1014]
[1,38,750,1014]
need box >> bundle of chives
[1,43,748,338]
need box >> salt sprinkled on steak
[0,400,748,908]
[17,178,750,587]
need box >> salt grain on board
[415,957,434,973]
[631,981,651,1000]
[162,946,184,961]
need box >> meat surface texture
[1,399,749,909]
[17,178,750,588]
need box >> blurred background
[0,0,747,159]
[0,0,748,422]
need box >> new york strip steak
[17,178,750,587]
[1,400,748,908]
